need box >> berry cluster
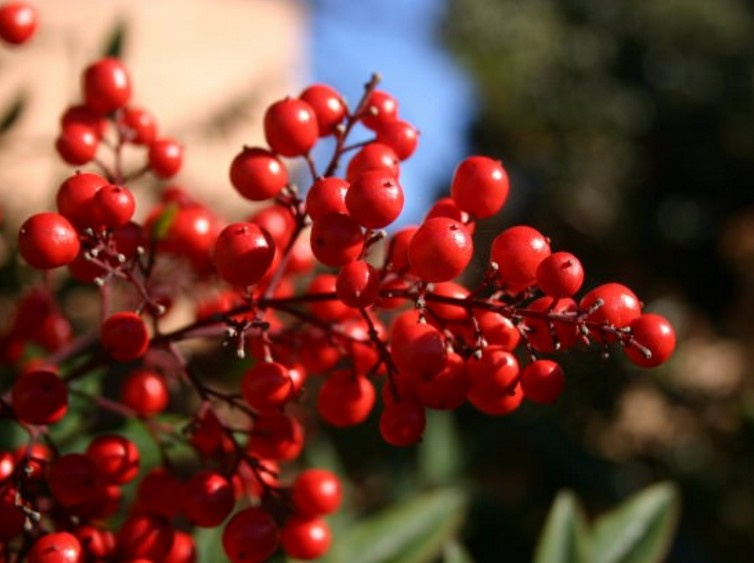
[1,57,676,562]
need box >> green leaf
[534,490,591,563]
[102,20,127,58]
[417,410,463,486]
[591,482,680,563]
[195,524,228,562]
[0,93,26,136]
[443,539,476,563]
[321,488,467,563]
[151,202,178,241]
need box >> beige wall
[0,0,306,227]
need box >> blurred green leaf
[322,488,467,563]
[418,410,463,486]
[0,93,26,136]
[443,539,476,563]
[102,20,127,58]
[151,202,178,241]
[195,524,228,562]
[591,482,680,563]
[534,490,591,563]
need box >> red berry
[307,273,353,322]
[0,487,25,540]
[468,382,524,416]
[118,106,157,145]
[117,513,174,561]
[306,176,349,220]
[120,368,169,415]
[0,452,14,482]
[425,197,474,235]
[317,370,375,428]
[408,217,473,282]
[281,516,332,560]
[162,530,196,563]
[292,469,343,517]
[222,507,279,563]
[56,172,107,230]
[18,212,80,269]
[625,313,676,367]
[300,83,347,136]
[579,283,642,343]
[213,222,276,287]
[148,138,183,178]
[375,119,419,160]
[336,260,380,308]
[490,225,551,293]
[264,97,318,157]
[0,2,37,45]
[135,467,183,518]
[85,434,140,485]
[412,352,469,410]
[520,360,566,404]
[385,226,418,273]
[12,369,68,425]
[379,399,426,447]
[451,156,509,219]
[466,346,519,397]
[56,123,99,165]
[346,142,400,182]
[182,470,235,528]
[230,147,289,201]
[61,105,108,139]
[27,532,81,563]
[346,170,404,228]
[242,361,294,411]
[93,183,136,228]
[248,203,295,248]
[310,213,364,267]
[426,281,470,323]
[391,321,448,379]
[73,525,116,561]
[361,90,398,130]
[248,412,304,461]
[82,58,131,115]
[48,453,101,507]
[101,311,149,361]
[536,251,584,297]
[521,297,579,353]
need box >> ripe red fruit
[150,203,222,274]
[0,2,37,45]
[230,147,289,201]
[56,123,99,165]
[536,251,584,297]
[85,434,140,485]
[379,400,426,446]
[361,90,399,130]
[307,273,352,322]
[317,371,375,427]
[466,346,520,397]
[425,197,474,235]
[27,532,81,563]
[182,470,235,527]
[73,525,116,561]
[346,170,404,228]
[223,507,279,563]
[385,226,418,273]
[248,412,304,461]
[264,97,318,156]
[281,516,332,560]
[521,297,579,353]
[520,360,566,404]
[242,361,294,411]
[292,469,343,517]
[375,119,419,160]
[148,138,183,178]
[310,213,364,267]
[162,530,196,563]
[82,58,131,115]
[346,142,400,182]
[61,104,108,139]
[468,382,524,416]
[625,313,676,367]
[451,156,509,218]
[306,176,349,220]
[48,453,101,507]
[579,282,642,342]
[135,467,183,518]
[391,321,448,379]
[56,172,107,230]
[248,203,295,248]
[12,369,68,425]
[118,106,158,145]
[120,368,169,415]
[117,513,174,561]
[408,217,473,282]
[412,352,469,410]
[101,311,149,361]
[426,281,470,323]
[18,212,80,269]
[336,260,380,308]
[93,184,136,228]
[490,225,551,293]
[213,222,276,287]
[300,83,347,136]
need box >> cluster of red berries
[0,1,36,46]
[1,55,676,562]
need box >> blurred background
[1,0,753,561]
